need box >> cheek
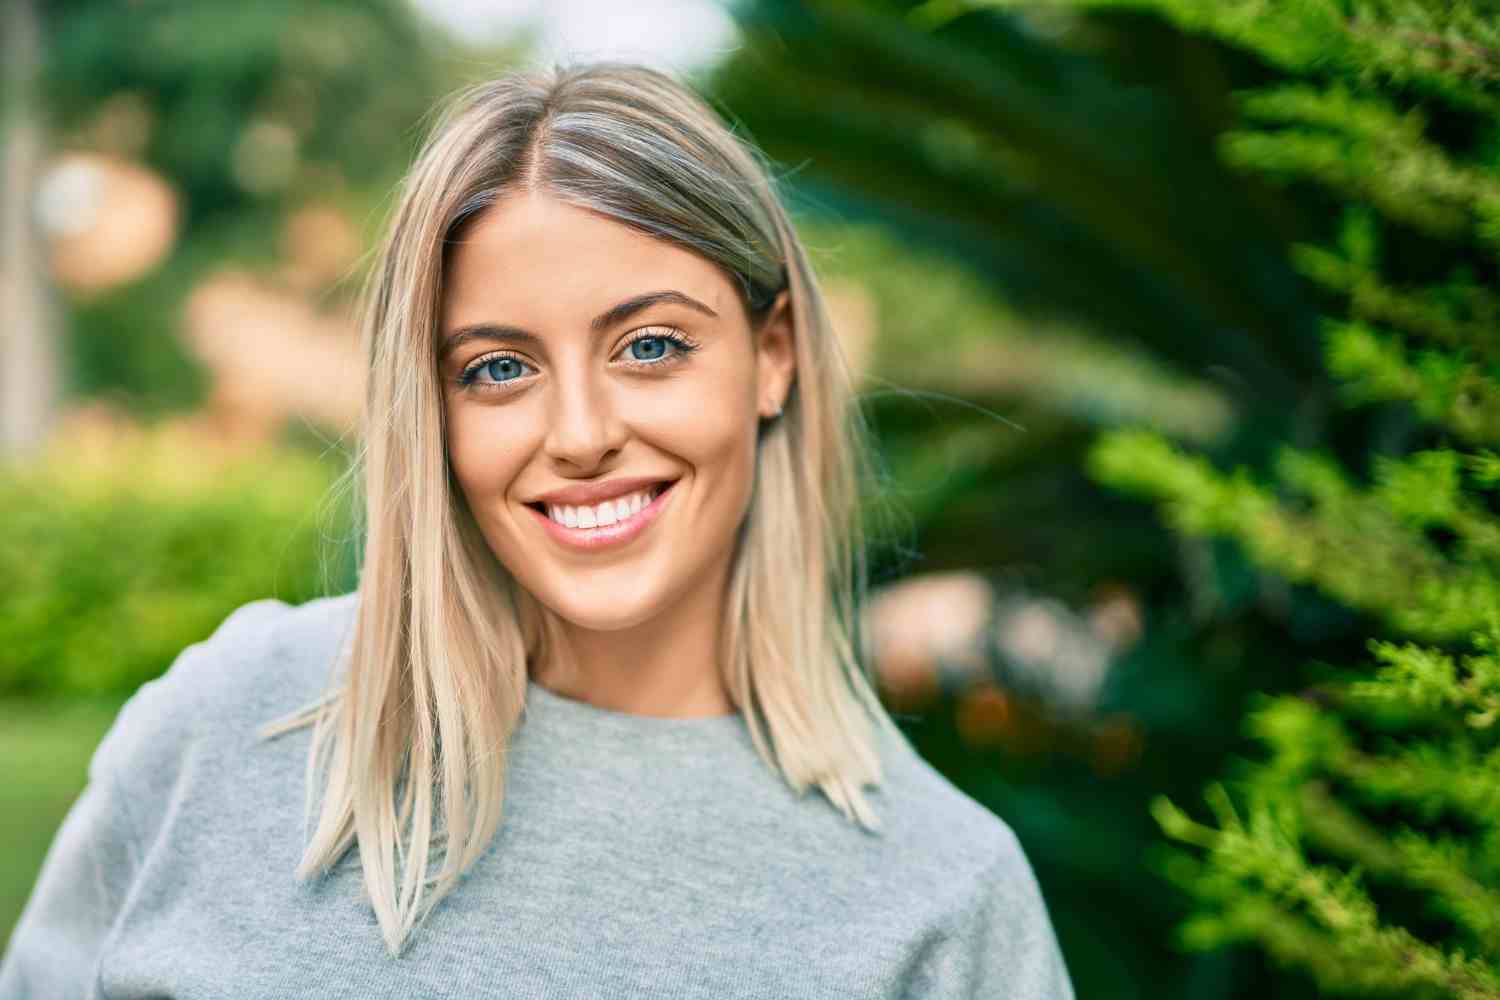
[639,366,758,475]
[444,401,532,510]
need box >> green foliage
[984,0,1500,994]
[718,7,1360,994]
[803,218,1237,443]
[1151,775,1500,997]
[715,0,1322,432]
[0,418,354,698]
[965,0,1500,115]
[38,0,453,413]
[1090,433,1500,642]
[41,0,444,212]
[62,263,209,416]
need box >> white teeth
[545,504,575,528]
[544,483,667,530]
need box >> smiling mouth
[524,480,676,528]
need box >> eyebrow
[439,289,719,360]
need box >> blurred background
[7,1,1500,997]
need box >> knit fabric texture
[1,593,1075,999]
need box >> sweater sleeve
[907,826,1076,1000]
[0,738,139,1000]
[0,598,290,999]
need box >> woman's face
[439,192,794,634]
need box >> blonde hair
[260,59,902,958]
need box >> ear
[754,289,796,418]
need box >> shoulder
[142,591,357,722]
[871,725,1075,996]
[91,592,360,786]
[869,721,1046,915]
[874,721,1025,868]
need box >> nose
[542,361,628,471]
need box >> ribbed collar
[515,677,754,760]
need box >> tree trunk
[0,0,60,458]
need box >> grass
[0,696,127,953]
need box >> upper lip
[527,476,675,507]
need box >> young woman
[1,61,1075,999]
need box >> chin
[484,528,668,634]
[542,591,664,633]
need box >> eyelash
[455,327,701,392]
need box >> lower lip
[528,481,677,552]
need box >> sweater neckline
[520,677,749,752]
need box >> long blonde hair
[260,59,901,958]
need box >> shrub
[0,410,354,697]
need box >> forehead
[440,193,737,331]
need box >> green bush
[0,413,355,698]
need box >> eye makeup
[453,327,701,393]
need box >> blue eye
[620,329,698,368]
[455,328,699,393]
[485,358,526,381]
[629,336,670,361]
[459,355,532,387]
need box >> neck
[529,561,737,719]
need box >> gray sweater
[1,593,1075,999]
